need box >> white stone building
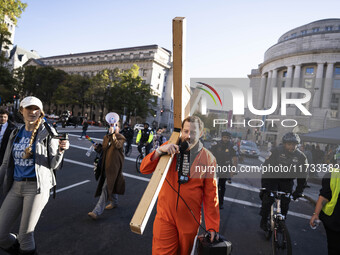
[1,15,15,58]
[248,19,340,144]
[7,46,40,70]
[25,45,176,130]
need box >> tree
[0,0,27,64]
[107,64,156,122]
[90,68,120,121]
[22,66,68,113]
[54,74,91,115]
[0,65,16,103]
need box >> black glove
[292,191,302,200]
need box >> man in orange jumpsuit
[140,116,220,255]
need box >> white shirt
[0,121,9,146]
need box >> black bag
[44,122,64,199]
[93,153,103,181]
[197,233,232,255]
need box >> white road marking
[58,129,107,133]
[62,158,313,220]
[223,197,310,219]
[63,159,149,182]
[225,181,260,193]
[68,144,137,156]
[53,180,90,194]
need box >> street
[0,126,328,255]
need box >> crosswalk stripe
[62,158,312,220]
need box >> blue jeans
[92,180,118,216]
[0,181,50,251]
[80,129,87,138]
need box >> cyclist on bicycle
[260,132,308,231]
[136,122,153,156]
[120,122,134,156]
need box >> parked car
[46,114,59,120]
[240,140,260,158]
[59,111,83,128]
[134,124,144,132]
[87,120,102,126]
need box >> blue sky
[14,0,340,79]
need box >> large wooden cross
[130,17,186,235]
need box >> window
[158,73,161,79]
[312,27,319,32]
[305,67,314,75]
[333,79,340,89]
[164,75,167,82]
[291,33,297,37]
[143,69,147,76]
[157,84,159,90]
[335,67,340,75]
[163,86,166,92]
[325,26,333,31]
[281,81,286,88]
[142,80,146,85]
[304,79,313,89]
[282,71,287,77]
[301,30,307,35]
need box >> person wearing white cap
[88,112,126,220]
[0,96,69,254]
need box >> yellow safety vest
[322,168,340,216]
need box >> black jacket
[211,140,236,166]
[0,121,17,165]
[262,145,308,193]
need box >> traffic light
[13,95,16,99]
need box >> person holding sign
[0,96,69,255]
[140,116,220,255]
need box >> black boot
[19,248,38,255]
[260,217,269,232]
[2,239,20,255]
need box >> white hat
[105,112,119,125]
[20,96,43,111]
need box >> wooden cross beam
[129,17,186,235]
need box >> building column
[285,65,293,88]
[291,64,301,89]
[286,64,301,115]
[264,70,272,108]
[257,74,267,109]
[321,62,335,108]
[264,69,277,109]
[312,62,324,108]
[337,96,340,119]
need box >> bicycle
[136,144,146,173]
[260,188,292,255]
[123,141,132,157]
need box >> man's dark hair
[0,108,9,116]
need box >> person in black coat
[0,108,17,166]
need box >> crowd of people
[0,97,339,254]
